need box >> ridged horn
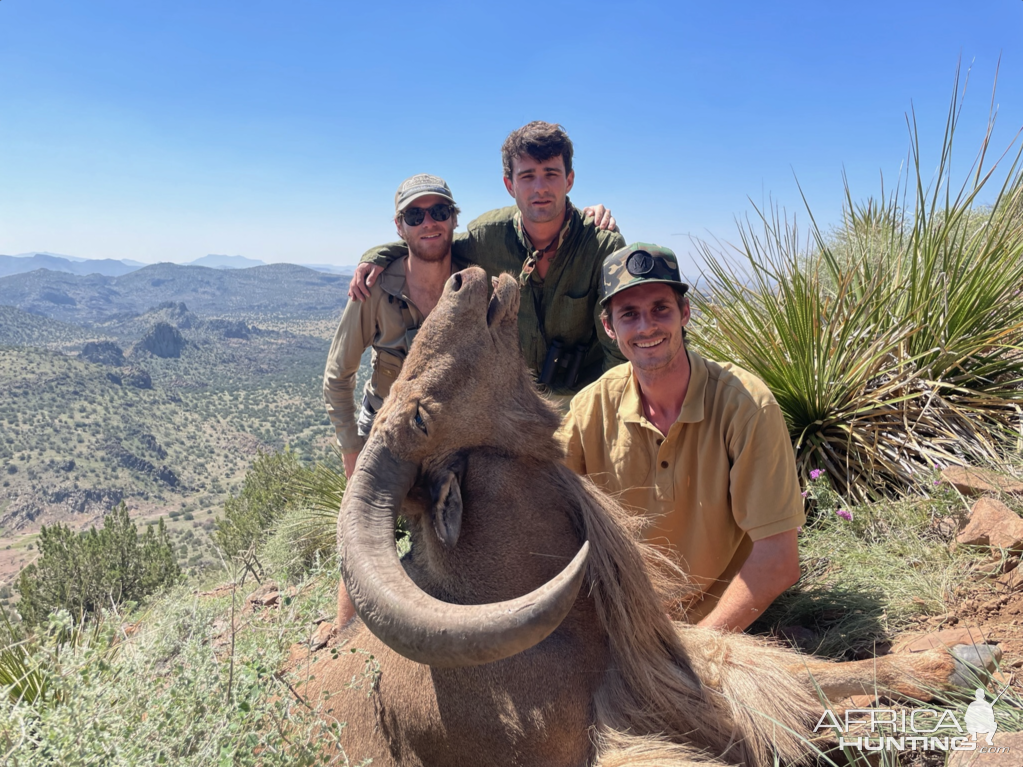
[338,435,589,667]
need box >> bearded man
[349,121,625,399]
[324,174,469,480]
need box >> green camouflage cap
[600,243,688,306]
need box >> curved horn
[338,436,589,668]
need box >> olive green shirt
[361,201,627,393]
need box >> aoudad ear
[430,453,467,549]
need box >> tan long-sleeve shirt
[323,254,466,452]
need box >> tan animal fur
[296,267,983,767]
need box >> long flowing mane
[551,465,819,766]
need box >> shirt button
[660,461,669,469]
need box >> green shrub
[214,449,306,559]
[15,503,179,626]
[0,571,361,766]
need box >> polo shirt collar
[620,347,708,426]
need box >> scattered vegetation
[15,502,179,626]
[4,71,1023,766]
[0,570,362,766]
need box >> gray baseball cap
[394,174,456,213]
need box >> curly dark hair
[501,121,574,179]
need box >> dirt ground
[906,569,1023,692]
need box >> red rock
[942,466,1023,496]
[892,625,996,654]
[847,694,878,708]
[287,643,309,665]
[946,731,1023,766]
[997,568,1023,590]
[309,621,335,651]
[246,582,280,606]
[957,498,1023,551]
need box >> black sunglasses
[401,203,454,227]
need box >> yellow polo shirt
[556,349,804,620]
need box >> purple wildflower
[810,469,823,480]
[836,508,853,522]
[801,491,808,498]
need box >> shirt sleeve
[555,403,587,476]
[360,240,409,268]
[323,296,377,453]
[449,231,475,265]
[728,403,806,541]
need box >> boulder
[997,568,1023,591]
[942,466,1023,496]
[957,498,1023,551]
[246,582,280,607]
[892,625,996,654]
[309,621,335,651]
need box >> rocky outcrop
[139,432,167,459]
[205,318,251,340]
[957,498,1023,551]
[0,485,125,531]
[941,466,1023,496]
[80,340,125,366]
[122,366,152,389]
[103,440,179,487]
[145,301,195,329]
[135,322,186,358]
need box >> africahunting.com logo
[814,687,1011,756]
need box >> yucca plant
[279,447,409,573]
[274,448,351,570]
[0,606,53,708]
[690,69,1023,503]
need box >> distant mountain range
[1,252,354,278]
[0,262,352,323]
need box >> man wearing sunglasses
[324,174,469,482]
[558,244,804,632]
[348,121,626,399]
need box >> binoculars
[538,339,584,390]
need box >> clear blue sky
[2,1,1021,277]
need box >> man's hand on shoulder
[348,263,385,301]
[581,204,618,233]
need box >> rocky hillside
[0,262,351,324]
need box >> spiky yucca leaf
[691,70,1023,502]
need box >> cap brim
[396,191,456,213]
[600,279,689,306]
